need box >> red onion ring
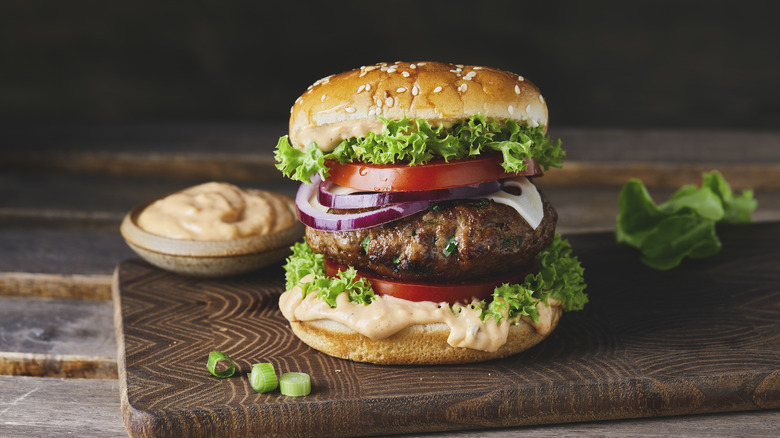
[295,176,433,231]
[317,180,502,210]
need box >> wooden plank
[3,125,779,188]
[0,273,112,301]
[540,162,780,190]
[1,376,778,437]
[0,296,117,378]
[0,376,127,437]
[114,223,780,437]
[0,228,131,299]
[0,169,300,225]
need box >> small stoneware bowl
[120,198,304,278]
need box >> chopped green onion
[248,362,278,393]
[360,235,370,254]
[443,236,457,257]
[279,372,311,396]
[206,351,235,378]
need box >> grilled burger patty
[305,193,557,282]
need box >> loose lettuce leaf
[275,115,565,183]
[282,234,587,324]
[616,170,757,270]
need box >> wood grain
[0,296,117,378]
[2,362,779,438]
[114,223,780,437]
[0,376,127,437]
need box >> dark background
[1,0,778,130]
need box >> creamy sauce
[279,276,561,352]
[293,119,384,151]
[137,182,296,240]
[292,118,461,151]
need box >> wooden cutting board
[113,223,780,438]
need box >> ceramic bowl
[120,197,304,278]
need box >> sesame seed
[368,108,376,116]
[321,94,327,102]
[473,66,483,70]
[289,106,294,114]
[508,105,514,114]
[376,106,382,115]
[359,71,367,77]
[387,67,397,73]
[385,96,394,107]
[376,98,383,108]
[410,64,417,69]
[357,85,366,93]
[459,83,468,92]
[464,71,477,79]
[417,62,427,66]
[526,104,531,113]
[365,83,371,91]
[515,85,521,94]
[455,64,464,68]
[518,75,525,82]
[396,87,407,93]
[401,71,410,77]
[412,85,419,96]
[433,86,443,93]
[539,95,545,103]
[345,107,356,113]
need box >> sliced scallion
[443,236,457,257]
[248,362,278,393]
[207,351,236,378]
[279,372,311,396]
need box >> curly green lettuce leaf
[275,115,564,183]
[282,234,586,323]
[283,241,375,306]
[481,234,587,323]
[616,170,757,270]
[275,137,329,182]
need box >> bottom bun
[288,313,561,365]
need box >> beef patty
[305,193,557,282]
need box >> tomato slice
[326,154,541,192]
[324,257,534,305]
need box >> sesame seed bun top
[288,61,549,151]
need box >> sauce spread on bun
[279,275,561,352]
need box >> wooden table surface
[1,122,779,437]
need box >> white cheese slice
[484,176,544,229]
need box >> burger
[274,61,587,365]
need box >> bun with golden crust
[287,314,561,365]
[278,282,564,365]
[289,61,549,151]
